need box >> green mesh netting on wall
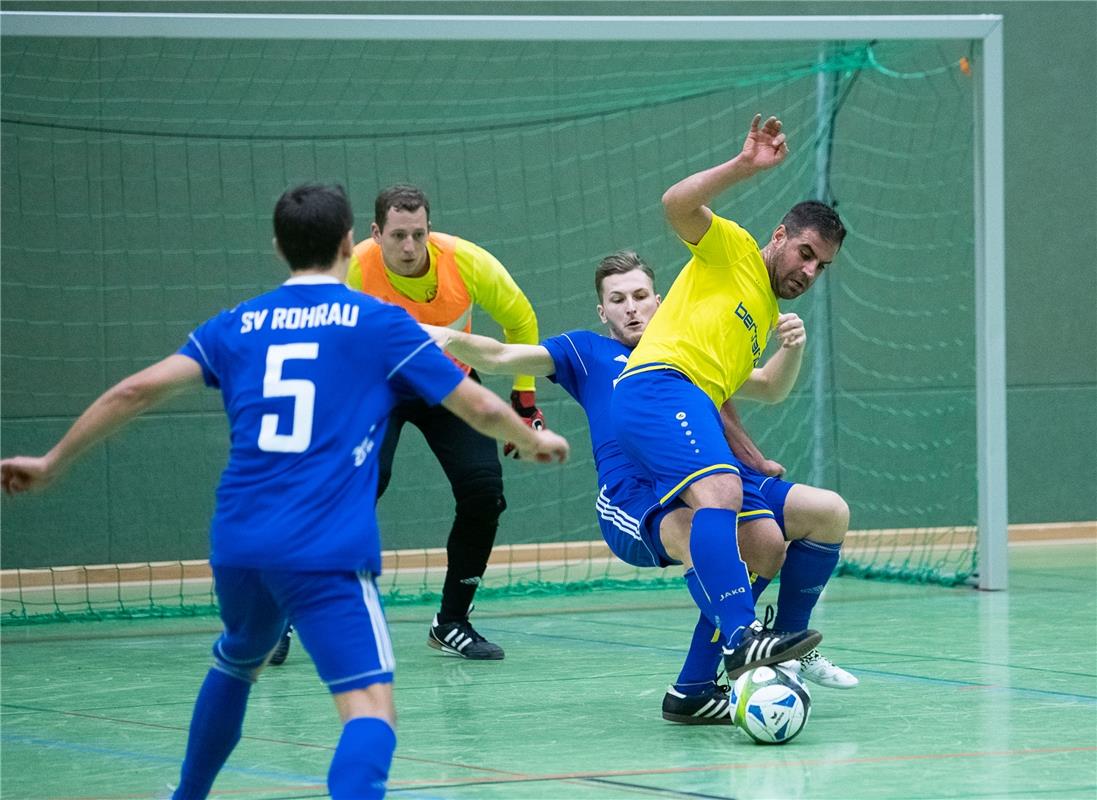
[1,33,978,624]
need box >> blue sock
[674,611,723,694]
[687,508,754,647]
[173,668,252,800]
[328,716,397,800]
[750,573,772,604]
[773,539,842,633]
[683,567,716,625]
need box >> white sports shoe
[781,648,859,689]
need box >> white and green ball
[729,665,812,744]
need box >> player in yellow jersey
[612,114,847,679]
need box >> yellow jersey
[622,215,779,408]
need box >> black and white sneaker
[661,684,734,725]
[268,626,292,666]
[428,615,504,660]
[722,624,821,680]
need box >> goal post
[0,11,1008,605]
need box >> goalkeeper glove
[503,390,545,459]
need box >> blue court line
[2,731,452,800]
[847,667,1097,702]
[388,773,737,799]
[583,776,737,799]
[480,624,1097,703]
[522,614,1097,680]
[0,732,326,785]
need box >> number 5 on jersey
[258,343,319,453]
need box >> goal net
[0,13,1005,623]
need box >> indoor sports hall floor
[2,540,1094,800]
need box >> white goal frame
[1,11,1008,590]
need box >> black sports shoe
[268,626,292,666]
[662,684,734,725]
[721,625,821,680]
[428,615,504,660]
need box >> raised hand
[740,114,789,172]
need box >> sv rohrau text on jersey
[239,303,360,333]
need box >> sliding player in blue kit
[0,183,569,799]
[426,249,856,725]
[612,113,847,682]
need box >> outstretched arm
[719,399,785,478]
[662,114,790,245]
[737,313,806,404]
[423,324,556,378]
[1,355,203,495]
[441,378,568,463]
[457,241,541,392]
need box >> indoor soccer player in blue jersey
[0,183,569,799]
[425,250,856,725]
[612,113,847,683]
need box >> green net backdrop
[1,36,978,623]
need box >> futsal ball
[729,665,812,744]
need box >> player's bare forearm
[719,399,783,477]
[737,313,806,404]
[442,378,568,463]
[662,157,760,239]
[739,344,804,404]
[425,325,554,377]
[662,114,789,245]
[500,316,540,391]
[1,355,202,494]
[758,344,803,403]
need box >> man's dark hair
[273,183,354,271]
[780,201,846,247]
[594,250,656,300]
[374,184,431,231]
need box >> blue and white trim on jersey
[186,332,219,382]
[386,338,434,380]
[558,333,589,376]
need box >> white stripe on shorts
[595,486,642,541]
[358,572,395,674]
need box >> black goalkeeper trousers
[376,387,506,623]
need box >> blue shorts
[597,468,798,568]
[212,566,395,693]
[596,479,678,568]
[739,464,796,537]
[612,368,741,505]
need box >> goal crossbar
[2,12,1002,41]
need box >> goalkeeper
[349,184,542,661]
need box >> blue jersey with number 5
[178,276,464,573]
